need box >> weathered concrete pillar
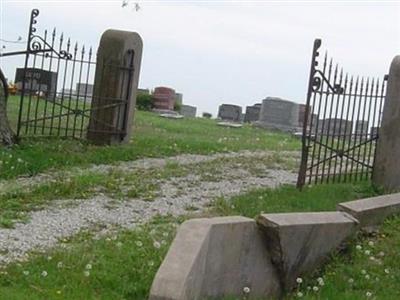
[87,29,143,145]
[373,56,400,190]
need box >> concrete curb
[149,193,400,300]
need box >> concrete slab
[338,193,400,228]
[149,216,281,300]
[257,212,358,291]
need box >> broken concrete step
[256,212,358,291]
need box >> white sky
[1,0,399,116]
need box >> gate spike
[81,45,85,55]
[322,51,328,69]
[74,42,78,52]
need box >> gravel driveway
[0,150,299,266]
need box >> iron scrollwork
[311,70,344,95]
[27,9,72,59]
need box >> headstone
[244,104,261,123]
[153,87,176,111]
[370,126,379,139]
[373,56,400,190]
[14,68,57,99]
[354,120,368,140]
[180,104,197,117]
[321,118,353,138]
[218,104,242,122]
[175,92,183,106]
[87,29,143,145]
[255,97,300,132]
[76,83,94,101]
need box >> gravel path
[0,150,298,266]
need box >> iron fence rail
[297,39,387,188]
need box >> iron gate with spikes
[297,39,388,188]
[2,9,133,139]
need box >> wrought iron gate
[2,9,134,140]
[297,39,388,188]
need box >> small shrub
[136,94,153,111]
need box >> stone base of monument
[217,122,243,128]
[253,121,301,133]
[160,114,184,119]
[149,193,400,300]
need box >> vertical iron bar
[17,9,38,137]
[320,63,339,183]
[79,47,92,138]
[350,78,365,181]
[332,72,348,183]
[49,32,64,135]
[33,29,47,134]
[57,37,70,136]
[308,52,328,184]
[297,39,322,188]
[367,78,380,176]
[42,28,56,135]
[315,58,333,184]
[361,78,375,180]
[65,42,78,137]
[355,78,370,181]
[72,45,85,138]
[339,76,354,182]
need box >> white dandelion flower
[41,270,48,277]
[296,277,303,284]
[85,264,92,270]
[153,241,161,249]
[312,286,319,292]
[243,287,250,294]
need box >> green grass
[2,95,300,180]
[212,181,380,217]
[288,216,400,300]
[0,218,178,300]
[0,150,297,228]
[1,182,395,300]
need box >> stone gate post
[373,56,400,190]
[87,29,143,145]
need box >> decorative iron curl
[26,9,73,60]
[60,50,73,60]
[311,75,322,92]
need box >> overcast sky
[1,0,399,116]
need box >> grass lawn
[1,96,398,300]
[1,182,398,300]
[1,95,300,180]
